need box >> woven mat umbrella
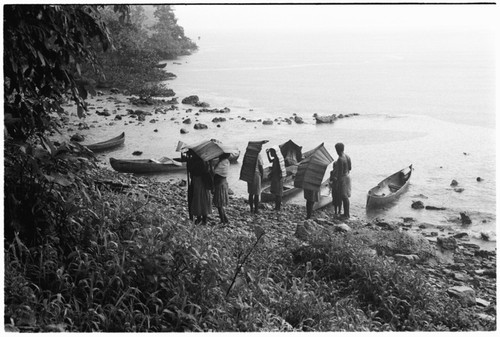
[294,143,334,191]
[239,140,268,183]
[177,139,238,162]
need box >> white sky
[172,2,498,36]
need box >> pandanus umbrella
[177,139,238,162]
[294,143,334,191]
[239,140,269,183]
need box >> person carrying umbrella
[267,146,286,211]
[239,140,267,214]
[186,149,213,225]
[212,152,231,223]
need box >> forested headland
[3,4,496,332]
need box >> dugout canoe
[110,157,185,174]
[366,164,413,208]
[85,132,125,153]
[313,179,333,210]
[261,181,302,203]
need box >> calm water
[78,29,496,246]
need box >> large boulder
[447,286,476,306]
[182,95,199,105]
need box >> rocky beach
[50,87,497,329]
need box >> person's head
[335,143,344,155]
[268,148,277,157]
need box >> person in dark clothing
[335,143,352,218]
[267,148,283,211]
[186,150,212,225]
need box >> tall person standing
[267,147,285,211]
[335,143,352,218]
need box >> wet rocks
[183,118,192,124]
[262,119,274,125]
[194,123,208,130]
[182,95,199,105]
[294,116,304,124]
[200,107,230,113]
[450,179,459,187]
[411,200,425,209]
[180,128,189,134]
[425,205,446,210]
[454,188,465,193]
[476,177,484,182]
[70,134,85,142]
[132,151,142,156]
[460,212,472,225]
[212,117,227,123]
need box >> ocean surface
[78,29,496,248]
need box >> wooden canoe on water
[366,165,413,208]
[110,157,185,174]
[85,132,125,153]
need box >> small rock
[425,205,446,210]
[333,223,351,232]
[194,123,208,130]
[294,116,304,124]
[476,177,484,182]
[477,313,495,322]
[180,128,189,134]
[450,179,458,186]
[70,134,85,142]
[454,188,465,193]
[460,212,472,225]
[183,118,192,124]
[132,151,142,156]
[262,119,274,125]
[114,115,122,120]
[437,236,457,250]
[154,129,158,132]
[411,200,425,209]
[475,298,490,307]
[452,272,470,282]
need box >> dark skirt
[304,189,319,202]
[247,172,261,195]
[213,177,229,207]
[331,181,342,206]
[270,177,283,197]
[191,176,212,216]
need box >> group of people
[185,150,231,225]
[184,142,351,225]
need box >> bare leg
[249,194,254,213]
[254,195,260,214]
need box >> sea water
[82,29,496,247]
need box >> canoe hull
[313,180,333,210]
[85,132,125,153]
[110,157,185,174]
[261,183,301,203]
[366,165,413,208]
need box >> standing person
[213,153,230,223]
[329,160,342,215]
[335,143,352,218]
[187,150,213,225]
[267,147,284,211]
[304,188,320,219]
[247,152,264,214]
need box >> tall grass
[4,172,494,331]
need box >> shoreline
[57,88,497,252]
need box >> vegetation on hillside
[83,5,197,96]
[3,4,495,333]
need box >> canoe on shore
[366,164,413,208]
[110,157,185,174]
[313,180,333,210]
[261,181,302,203]
[84,132,125,152]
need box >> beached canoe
[314,114,337,124]
[313,180,333,210]
[261,181,302,203]
[109,157,185,174]
[366,164,413,208]
[85,132,125,153]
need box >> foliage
[3,4,127,140]
[5,176,494,331]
